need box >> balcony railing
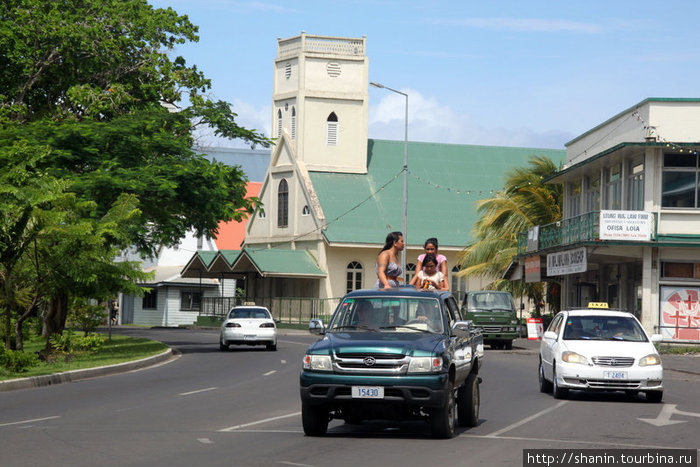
[517,211,658,255]
[278,34,365,60]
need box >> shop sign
[546,247,587,276]
[599,210,652,241]
[525,255,541,283]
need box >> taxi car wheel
[539,360,553,393]
[266,343,277,351]
[301,403,329,436]
[219,340,229,351]
[552,364,569,399]
[430,381,456,438]
[457,373,480,427]
[645,391,663,403]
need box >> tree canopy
[0,0,270,347]
[457,155,562,313]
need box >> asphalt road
[0,328,698,467]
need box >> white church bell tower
[272,33,369,173]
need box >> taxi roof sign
[587,302,609,309]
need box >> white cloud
[430,17,603,34]
[369,89,571,149]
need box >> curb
[0,348,176,392]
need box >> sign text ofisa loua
[599,210,652,241]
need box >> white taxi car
[538,304,663,402]
[219,306,277,351]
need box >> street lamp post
[370,81,408,276]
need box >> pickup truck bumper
[300,371,450,409]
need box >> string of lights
[632,110,700,156]
[407,169,497,197]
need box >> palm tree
[457,155,562,312]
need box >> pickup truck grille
[333,352,409,375]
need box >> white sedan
[219,306,277,351]
[538,308,663,402]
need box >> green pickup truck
[300,287,484,438]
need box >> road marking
[278,461,313,466]
[263,370,277,376]
[197,438,214,444]
[461,433,673,450]
[0,416,60,427]
[485,401,568,437]
[179,387,217,396]
[218,412,301,432]
[278,340,311,347]
[281,360,287,364]
[638,403,700,426]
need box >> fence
[200,296,342,324]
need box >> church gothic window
[326,112,338,146]
[291,107,297,139]
[278,179,288,228]
[277,109,283,138]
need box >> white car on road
[539,306,663,402]
[219,306,277,351]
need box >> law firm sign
[599,210,652,241]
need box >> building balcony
[517,211,660,255]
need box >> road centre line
[179,387,217,396]
[218,411,301,432]
[278,340,311,347]
[485,401,568,437]
[0,416,60,427]
[264,370,277,376]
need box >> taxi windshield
[328,296,444,334]
[562,315,647,342]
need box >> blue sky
[149,0,700,150]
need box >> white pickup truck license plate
[351,386,384,399]
[604,371,627,379]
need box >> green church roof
[310,139,565,249]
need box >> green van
[462,291,518,350]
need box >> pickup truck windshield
[329,296,444,333]
[466,292,514,312]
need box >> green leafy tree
[0,0,270,343]
[457,156,562,313]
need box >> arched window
[346,261,363,292]
[326,112,338,145]
[277,179,288,228]
[277,109,283,138]
[291,107,297,139]
[302,205,310,216]
[406,263,416,284]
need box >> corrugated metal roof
[236,248,326,277]
[310,139,565,248]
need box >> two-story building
[512,98,700,342]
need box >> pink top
[417,253,447,266]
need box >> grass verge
[0,333,168,381]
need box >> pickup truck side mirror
[451,320,473,338]
[309,319,325,335]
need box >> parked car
[538,304,663,402]
[219,306,277,351]
[300,288,484,438]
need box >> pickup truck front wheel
[301,403,328,436]
[430,381,456,439]
[457,373,480,427]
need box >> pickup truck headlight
[561,351,589,365]
[303,355,332,371]
[408,356,442,373]
[639,354,662,366]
